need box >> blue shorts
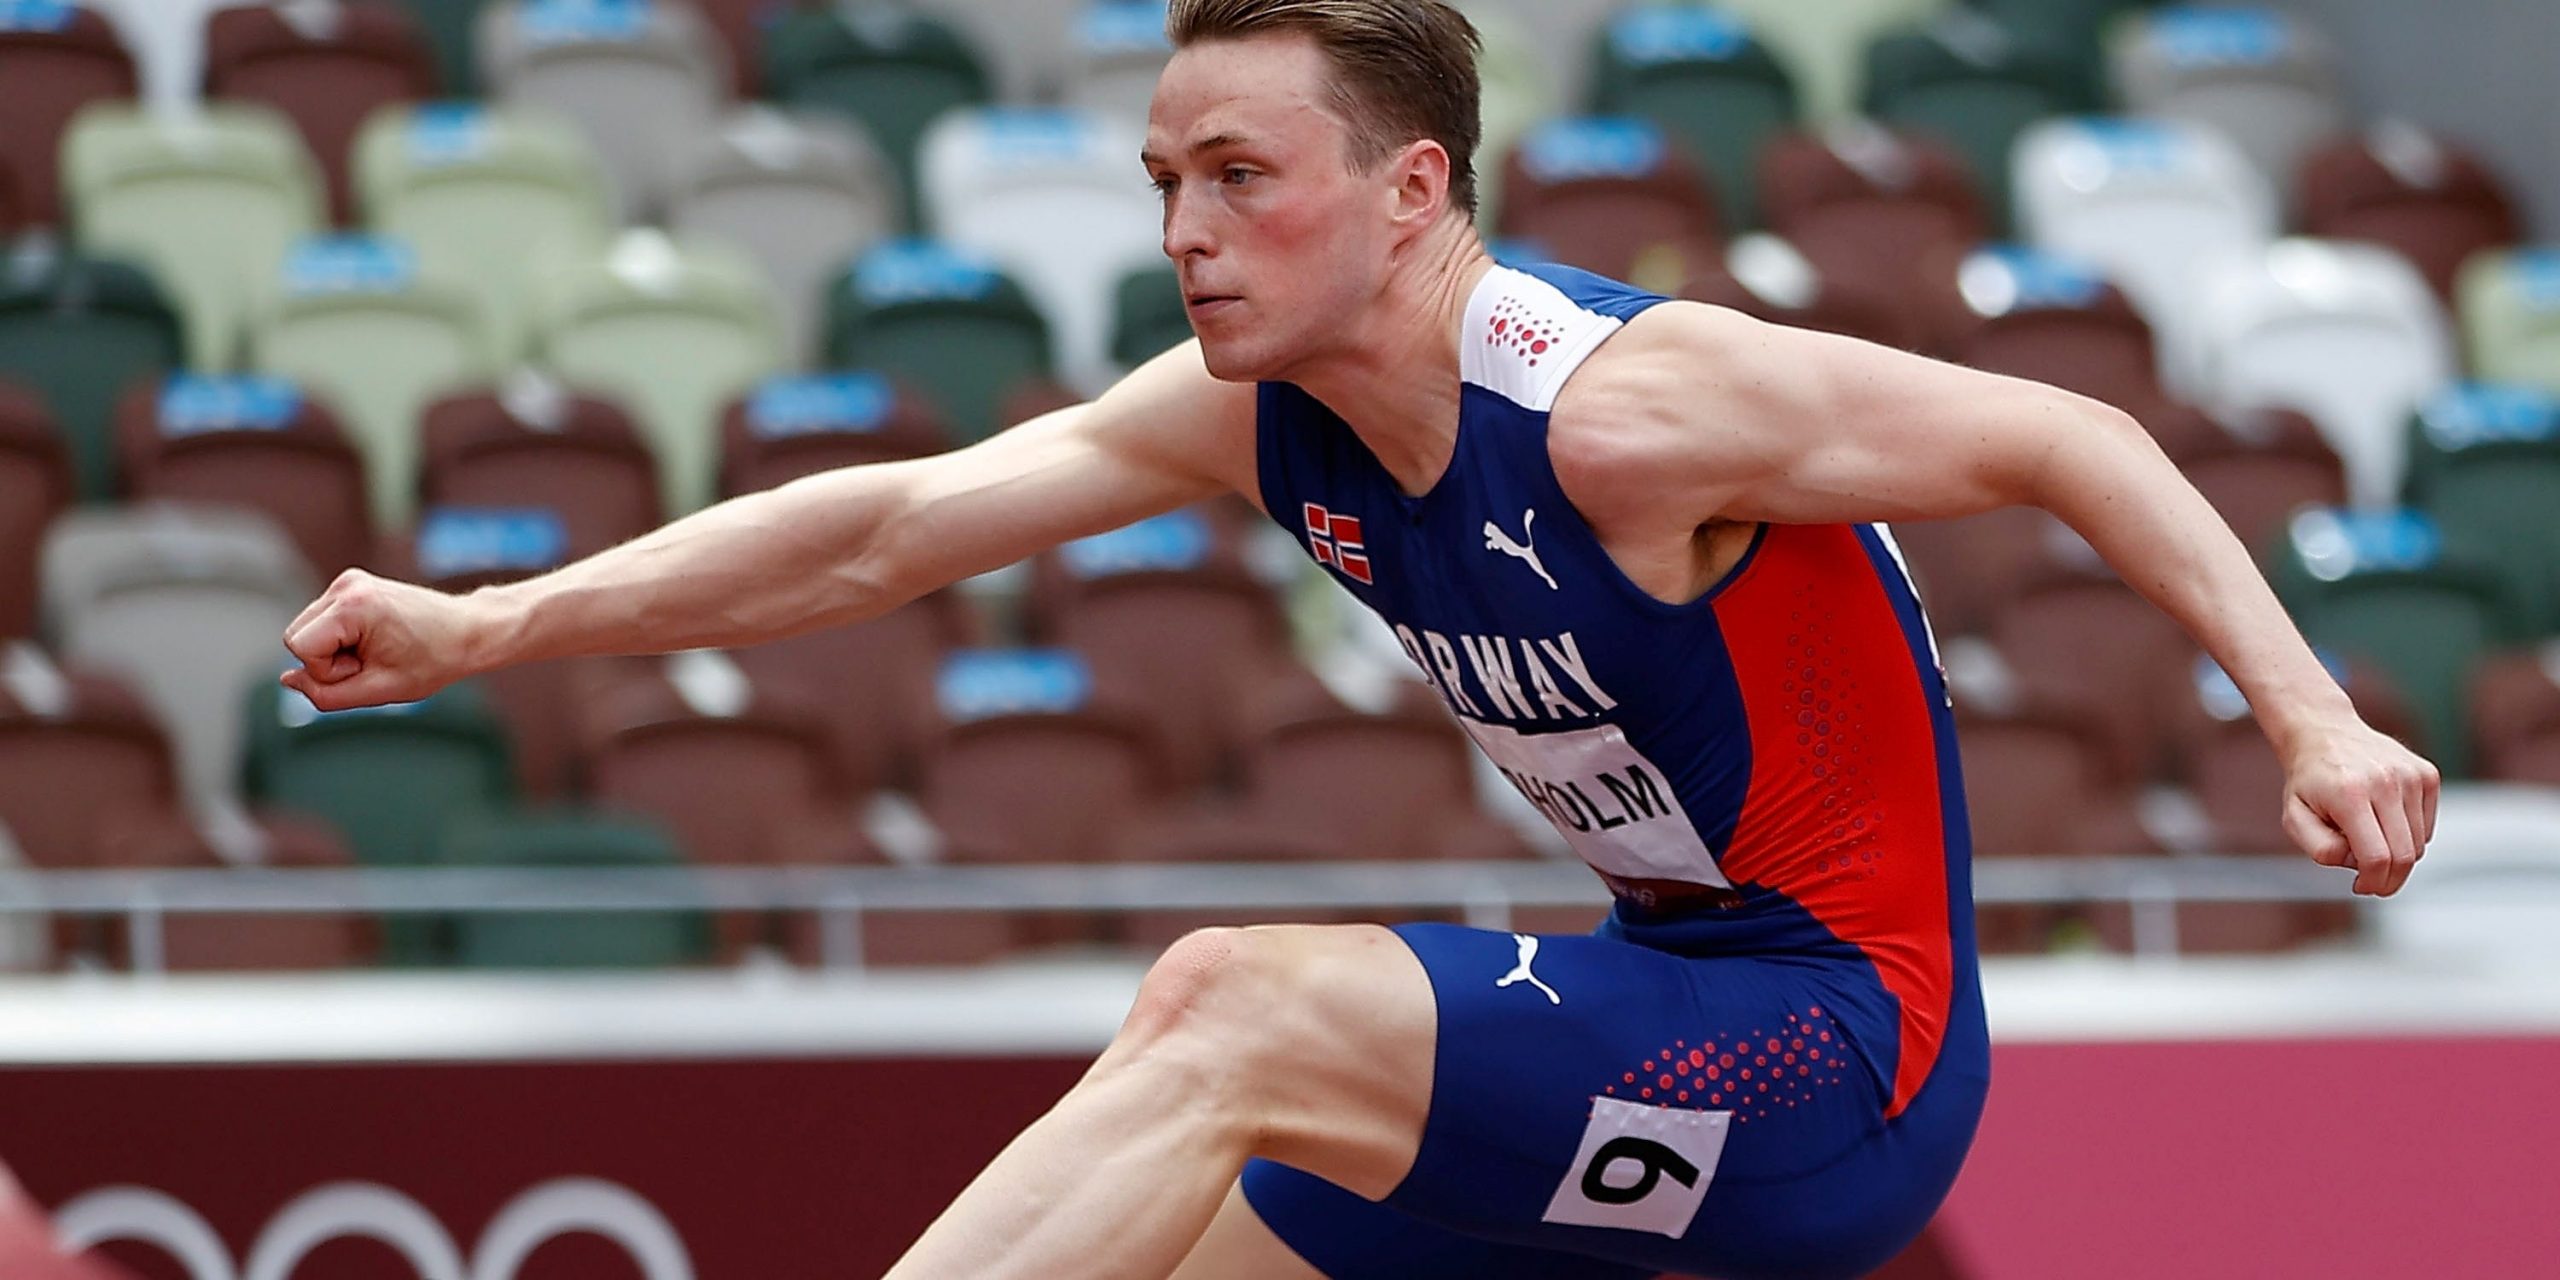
[1243,921,1987,1280]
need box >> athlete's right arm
[280,343,1259,712]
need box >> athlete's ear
[1386,137,1452,234]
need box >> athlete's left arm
[1596,302,2437,895]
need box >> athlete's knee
[1124,926,1288,1050]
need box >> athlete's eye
[1221,166,1256,186]
[1149,175,1177,200]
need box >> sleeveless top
[1252,262,1981,1116]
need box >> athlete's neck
[1287,221,1494,499]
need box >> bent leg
[885,924,1436,1280]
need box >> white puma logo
[1496,933,1562,1005]
[1484,508,1558,590]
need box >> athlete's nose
[1161,190,1215,261]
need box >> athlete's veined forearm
[2025,406,2358,759]
[462,460,923,670]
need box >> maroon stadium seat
[1885,506,2067,639]
[2469,646,2560,786]
[115,375,374,579]
[95,809,380,970]
[1989,553,2198,782]
[1237,674,1516,860]
[2298,126,2523,303]
[1675,244,1919,351]
[1497,119,1723,285]
[923,705,1161,865]
[0,661,176,870]
[716,371,950,498]
[204,0,438,223]
[0,1,138,228]
[0,380,73,641]
[419,383,663,563]
[1946,271,2163,416]
[1758,127,1986,344]
[2169,407,2351,563]
[0,154,25,238]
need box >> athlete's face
[1144,35,1406,381]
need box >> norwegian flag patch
[1303,502,1373,584]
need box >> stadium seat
[442,810,713,969]
[0,0,138,230]
[924,648,1161,863]
[2298,123,2523,304]
[1586,4,1799,230]
[2274,508,2516,778]
[419,376,662,565]
[0,817,48,970]
[2402,383,2560,632]
[2185,239,2454,507]
[823,238,1053,443]
[203,0,439,225]
[717,369,949,495]
[2455,248,2560,395]
[242,673,515,869]
[1864,10,2096,233]
[476,0,730,219]
[1945,642,2154,859]
[761,2,991,230]
[0,245,183,500]
[1943,245,2159,409]
[387,0,493,94]
[0,648,177,869]
[532,230,783,517]
[2106,5,2347,207]
[1240,675,1517,860]
[663,107,900,366]
[1031,509,1294,790]
[1676,233,1918,349]
[1109,263,1191,371]
[2013,117,2279,380]
[2169,406,2350,562]
[62,102,326,372]
[2468,644,2560,786]
[1718,0,1950,124]
[917,105,1159,392]
[94,808,379,971]
[113,373,372,579]
[40,503,316,807]
[0,159,24,240]
[1757,124,1987,342]
[353,102,614,365]
[1987,541,2196,781]
[1062,0,1172,125]
[2370,784,2560,961]
[683,0,781,96]
[1885,500,2074,638]
[1495,116,1724,284]
[248,233,495,529]
[1971,0,2160,73]
[0,382,72,640]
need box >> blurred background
[0,0,2555,1277]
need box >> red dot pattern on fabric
[1485,296,1562,369]
[1598,1008,1857,1122]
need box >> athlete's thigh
[1332,922,1900,1277]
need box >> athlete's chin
[1193,333,1291,383]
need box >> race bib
[1542,1096,1731,1238]
[1459,717,1729,888]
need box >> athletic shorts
[1243,921,1987,1280]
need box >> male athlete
[279,2,2438,1276]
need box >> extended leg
[883,924,1436,1280]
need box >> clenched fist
[2280,715,2440,897]
[279,569,498,713]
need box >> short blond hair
[1167,0,1483,214]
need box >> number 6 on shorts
[1540,1096,1733,1238]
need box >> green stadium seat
[247,234,496,530]
[242,675,515,963]
[2457,248,2560,396]
[1973,0,2162,84]
[442,810,713,970]
[354,102,615,368]
[1110,263,1189,371]
[2403,384,2560,634]
[533,230,784,517]
[1865,12,2097,233]
[385,0,490,95]
[61,102,325,372]
[823,238,1052,444]
[1720,0,1950,123]
[762,4,992,230]
[2274,508,2520,779]
[0,244,182,499]
[1588,5,1799,229]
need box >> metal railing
[0,855,2370,972]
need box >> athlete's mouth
[1185,293,1240,312]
